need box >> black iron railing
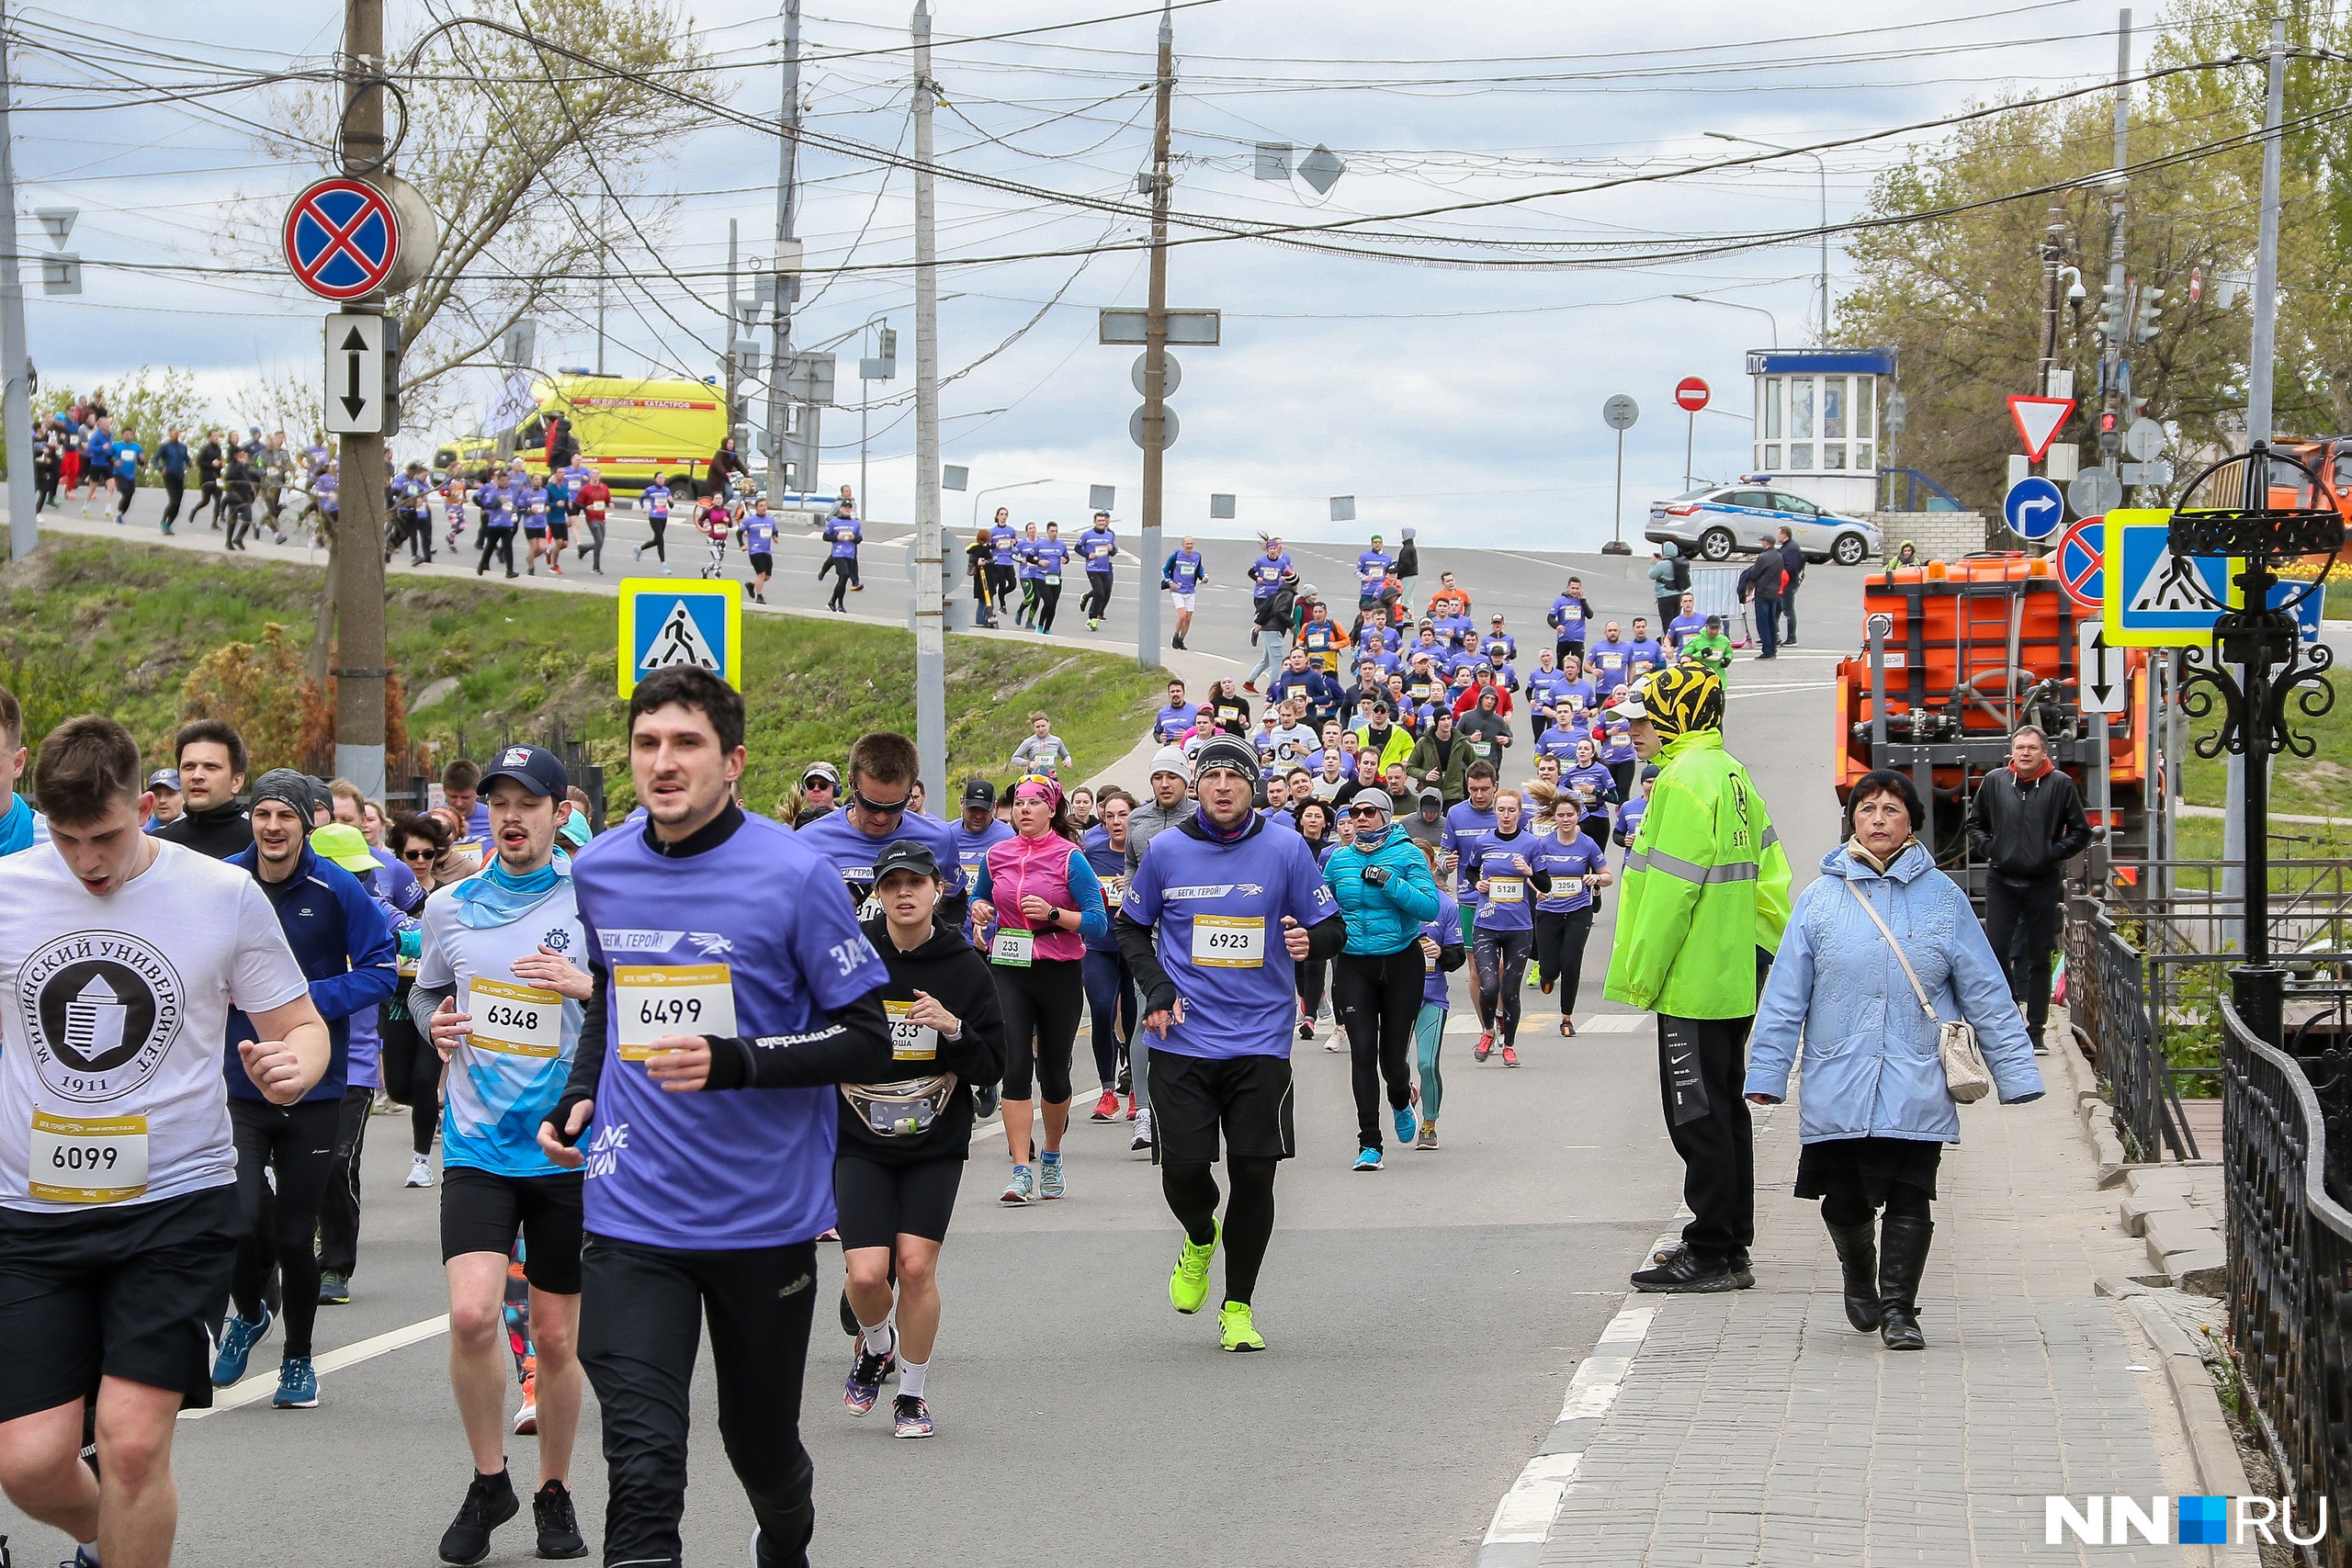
[2220,996,2352,1566]
[2066,896,2204,1160]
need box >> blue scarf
[449,850,571,931]
[0,793,35,857]
[1352,822,1393,852]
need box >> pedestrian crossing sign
[618,580,742,695]
[2101,508,2242,649]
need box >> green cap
[309,822,379,875]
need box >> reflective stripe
[1645,846,1759,886]
[1759,824,1780,852]
[1623,850,1650,874]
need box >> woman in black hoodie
[836,840,1006,1439]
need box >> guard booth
[1746,349,1897,518]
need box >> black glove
[1361,864,1390,886]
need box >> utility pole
[766,0,799,501]
[2098,9,2131,479]
[1136,1,1173,670]
[911,2,945,790]
[725,219,740,453]
[334,0,390,795]
[595,201,607,377]
[2036,202,2065,394]
[0,0,36,564]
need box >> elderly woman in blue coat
[1744,770,2042,1351]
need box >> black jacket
[1779,540,1805,589]
[830,917,1005,1163]
[1967,765,2091,885]
[153,797,254,859]
[1396,537,1419,578]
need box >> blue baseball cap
[480,743,569,799]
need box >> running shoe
[892,1393,935,1438]
[1416,1119,1439,1150]
[514,1370,537,1435]
[1169,1219,1220,1314]
[1630,1249,1754,1293]
[211,1307,272,1386]
[1474,1032,1495,1063]
[1125,1093,1139,1121]
[1393,1103,1417,1145]
[1038,1156,1066,1201]
[1218,1301,1267,1352]
[1353,1145,1383,1172]
[406,1153,433,1189]
[317,1269,350,1305]
[1299,1016,1314,1040]
[1130,1109,1155,1151]
[438,1468,519,1566]
[532,1480,587,1558]
[1541,975,1555,995]
[272,1356,318,1409]
[1001,1165,1036,1205]
[1242,682,1259,694]
[843,1335,896,1416]
[1501,1044,1521,1068]
[1091,1089,1121,1122]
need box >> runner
[697,490,735,581]
[1466,785,1546,1067]
[1007,712,1074,779]
[793,732,967,930]
[820,509,861,611]
[634,474,675,572]
[211,772,399,1408]
[384,812,452,1187]
[947,780,1012,940]
[986,508,1019,620]
[1032,521,1071,635]
[475,468,519,579]
[1530,794,1612,1036]
[153,717,254,858]
[1114,737,1343,1351]
[1407,840,1465,1149]
[572,469,612,575]
[1321,787,1442,1171]
[413,746,592,1563]
[1160,533,1204,649]
[541,470,571,577]
[967,777,1109,1203]
[0,683,48,856]
[1355,534,1392,615]
[1078,510,1117,630]
[536,666,896,1568]
[1562,736,1621,852]
[1079,790,1139,1121]
[1441,761,1500,948]
[1014,522,1044,627]
[835,840,1005,1439]
[741,497,778,604]
[0,716,327,1568]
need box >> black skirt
[1793,1136,1942,1205]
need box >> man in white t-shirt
[1263,696,1318,776]
[0,716,326,1568]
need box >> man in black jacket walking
[1775,526,1805,646]
[1967,725,2092,1053]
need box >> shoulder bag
[1844,878,1992,1103]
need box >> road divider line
[182,1314,451,1420]
[1477,1301,1660,1563]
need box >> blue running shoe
[273,1356,318,1409]
[843,1334,895,1416]
[1353,1145,1383,1172]
[1393,1103,1417,1145]
[212,1306,272,1386]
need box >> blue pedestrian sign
[617,580,742,695]
[2102,508,2242,649]
[2269,581,2327,644]
[2003,477,2064,541]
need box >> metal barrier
[2220,995,2352,1564]
[2065,896,2204,1160]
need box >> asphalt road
[6,492,1871,1568]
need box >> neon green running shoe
[1219,1301,1266,1353]
[1169,1220,1220,1314]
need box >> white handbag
[1845,878,1993,1104]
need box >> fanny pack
[840,1074,960,1137]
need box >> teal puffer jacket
[1323,828,1443,956]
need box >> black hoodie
[153,796,254,860]
[838,915,1007,1164]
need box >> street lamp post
[1705,132,1828,344]
[969,477,1051,533]
[1671,294,1781,349]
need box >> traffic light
[2099,408,2120,455]
[2097,280,2127,345]
[2132,286,2165,344]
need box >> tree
[38,367,214,448]
[246,0,727,434]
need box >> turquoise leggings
[1414,1002,1447,1122]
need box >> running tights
[229,1097,340,1359]
[643,518,669,561]
[1162,1156,1278,1306]
[579,520,606,572]
[1413,1002,1447,1121]
[825,558,852,611]
[1036,581,1063,633]
[478,526,515,574]
[1473,926,1534,1044]
[1295,955,1328,1027]
[1333,948,1422,1149]
[1080,949,1136,1090]
[1532,907,1597,1017]
[993,957,1084,1105]
[379,1011,442,1156]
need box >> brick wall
[1872,510,1988,566]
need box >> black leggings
[824,557,853,610]
[478,526,515,574]
[1533,907,1597,1017]
[1083,570,1114,620]
[229,1096,341,1359]
[1821,1187,1932,1227]
[989,563,1017,609]
[1295,955,1328,1023]
[643,517,669,560]
[993,957,1084,1104]
[1036,581,1063,632]
[1333,948,1422,1148]
[1081,949,1137,1089]
[1473,925,1534,1043]
[1161,1156,1279,1306]
[379,1011,441,1156]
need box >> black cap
[873,840,940,880]
[961,777,997,807]
[480,743,569,799]
[1193,736,1262,783]
[1419,786,1444,812]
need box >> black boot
[1826,1217,1881,1332]
[1877,1213,1933,1350]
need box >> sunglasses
[803,776,836,792]
[1348,805,1387,818]
[852,787,910,818]
[401,846,435,862]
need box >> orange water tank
[1860,553,2071,734]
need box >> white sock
[898,1357,929,1400]
[858,1317,897,1361]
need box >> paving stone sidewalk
[1510,1077,2222,1566]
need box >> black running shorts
[439,1166,585,1293]
[0,1185,239,1422]
[750,551,774,576]
[1146,1048,1295,1164]
[832,1154,964,1251]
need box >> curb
[2097,1275,2261,1568]
[2051,1011,2130,1185]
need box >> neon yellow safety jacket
[1603,728,1792,1019]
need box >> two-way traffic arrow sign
[322,311,401,435]
[2078,620,2125,715]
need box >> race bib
[1553,875,1583,899]
[991,928,1035,968]
[468,977,565,1058]
[28,1110,148,1203]
[886,999,940,1062]
[1043,573,1062,586]
[1471,740,1493,759]
[1192,915,1266,967]
[615,964,737,1060]
[1488,876,1526,904]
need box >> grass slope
[0,535,1162,813]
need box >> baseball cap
[146,768,181,792]
[480,743,569,799]
[1149,746,1187,780]
[961,777,997,808]
[802,761,841,788]
[309,822,379,874]
[1193,736,1261,783]
[873,840,940,881]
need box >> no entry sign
[284,177,401,301]
[1674,377,1710,412]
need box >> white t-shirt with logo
[0,840,310,1213]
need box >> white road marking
[1479,1302,1659,1553]
[183,1314,453,1420]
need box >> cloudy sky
[14,0,2160,546]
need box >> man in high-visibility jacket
[1603,663,1792,1292]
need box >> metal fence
[384,722,608,829]
[2220,995,2352,1565]
[2065,896,2204,1161]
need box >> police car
[1645,481,1881,566]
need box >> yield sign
[2007,394,2075,462]
[2056,515,2104,614]
[283,176,400,302]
